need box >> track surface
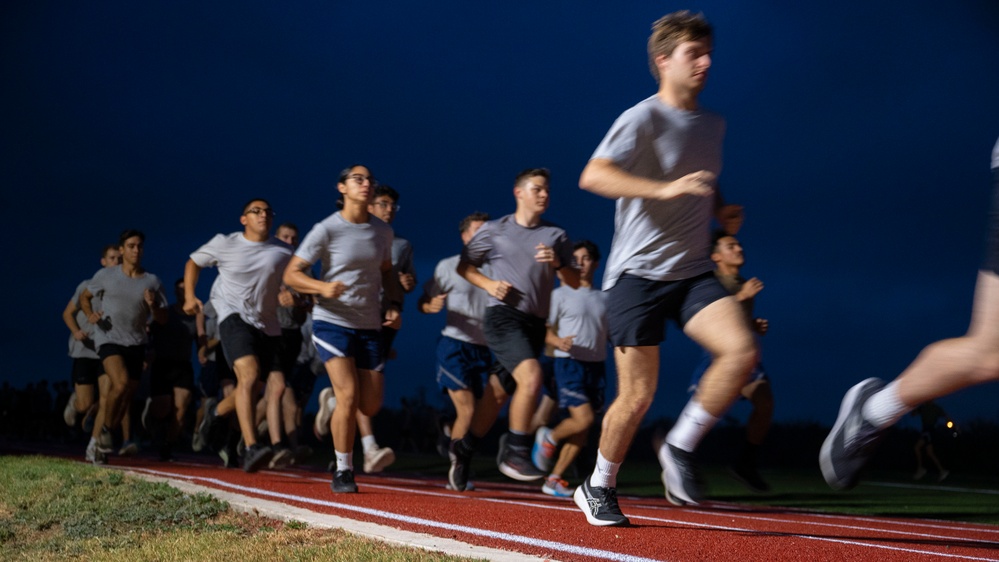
[61,452,999,562]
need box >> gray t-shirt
[295,212,395,330]
[203,300,219,362]
[460,214,574,319]
[87,265,167,348]
[381,236,415,312]
[992,136,999,170]
[548,285,609,363]
[421,254,489,345]
[68,280,99,360]
[592,94,726,289]
[189,232,293,337]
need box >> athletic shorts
[98,343,145,381]
[150,358,195,396]
[311,320,384,372]
[288,361,319,405]
[435,336,493,398]
[982,169,999,275]
[688,351,768,396]
[607,272,731,347]
[539,354,557,400]
[483,306,547,377]
[198,360,219,399]
[71,357,103,386]
[277,327,304,378]
[219,315,280,375]
[382,326,398,356]
[554,357,606,411]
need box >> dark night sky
[3,1,999,427]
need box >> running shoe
[218,444,236,468]
[532,426,556,472]
[729,459,770,493]
[499,447,546,481]
[118,440,139,457]
[448,441,471,492]
[660,443,705,505]
[541,476,574,498]
[85,439,97,463]
[242,443,273,473]
[63,392,77,427]
[819,378,886,490]
[331,469,358,493]
[313,387,336,440]
[194,397,217,451]
[96,426,115,453]
[362,446,396,473]
[269,446,294,470]
[573,478,629,527]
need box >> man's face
[339,166,373,205]
[460,220,486,245]
[276,226,298,247]
[101,248,122,268]
[369,195,397,224]
[515,176,550,214]
[240,200,274,237]
[658,38,712,93]
[119,236,144,266]
[573,247,597,282]
[712,236,744,268]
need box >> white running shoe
[63,392,77,427]
[363,446,396,473]
[313,388,336,440]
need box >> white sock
[361,435,378,452]
[862,380,910,429]
[335,451,351,472]
[88,436,97,447]
[588,450,620,488]
[666,400,719,453]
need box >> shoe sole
[498,461,545,482]
[573,484,628,527]
[660,447,700,505]
[448,460,468,492]
[269,449,294,470]
[819,378,879,490]
[542,486,573,498]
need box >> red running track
[61,454,999,561]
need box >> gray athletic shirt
[592,94,725,289]
[992,137,999,170]
[295,211,394,330]
[380,236,415,312]
[189,232,293,337]
[548,285,609,363]
[421,255,489,345]
[460,214,574,319]
[68,280,99,360]
[86,265,167,348]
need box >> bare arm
[183,259,204,315]
[79,289,100,325]
[456,261,512,301]
[283,255,345,300]
[579,158,716,200]
[62,297,88,341]
[381,258,402,329]
[418,293,447,314]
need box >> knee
[612,392,653,419]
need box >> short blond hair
[647,11,713,82]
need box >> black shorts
[381,326,398,356]
[982,169,999,275]
[219,315,280,375]
[98,343,146,381]
[150,358,195,396]
[607,272,731,347]
[71,357,104,386]
[289,362,319,405]
[277,327,304,377]
[482,306,547,377]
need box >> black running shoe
[730,460,770,493]
[660,443,705,505]
[573,478,629,527]
[96,426,115,453]
[242,443,273,473]
[820,378,887,490]
[498,447,545,482]
[448,441,471,492]
[331,469,358,493]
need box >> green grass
[0,455,485,562]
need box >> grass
[0,455,485,562]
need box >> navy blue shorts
[71,357,103,386]
[219,315,280,375]
[554,357,606,411]
[435,336,493,398]
[311,320,384,372]
[607,272,731,347]
[539,354,557,400]
[98,343,145,381]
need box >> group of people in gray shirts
[61,10,999,528]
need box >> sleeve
[421,259,449,300]
[294,222,329,266]
[85,268,106,297]
[189,234,226,269]
[459,222,492,267]
[151,276,169,308]
[547,289,562,327]
[591,105,650,169]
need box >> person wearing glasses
[283,165,403,493]
[182,198,293,472]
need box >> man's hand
[755,317,769,335]
[183,297,203,316]
[657,170,716,199]
[319,281,347,300]
[399,272,416,292]
[534,243,558,267]
[383,307,401,330]
[72,329,90,342]
[487,279,513,301]
[736,277,763,301]
[278,288,296,307]
[424,293,447,314]
[553,334,576,352]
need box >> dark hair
[118,229,145,247]
[277,222,299,234]
[573,239,601,263]
[373,184,399,203]
[101,244,118,258]
[711,229,733,251]
[459,212,490,234]
[242,198,271,214]
[514,168,551,187]
[337,164,374,185]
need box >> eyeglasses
[245,207,275,217]
[373,201,400,212]
[347,174,373,185]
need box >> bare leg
[265,371,286,446]
[742,379,773,446]
[325,357,359,455]
[446,388,475,441]
[598,345,658,463]
[508,359,543,433]
[683,297,758,417]
[230,355,261,447]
